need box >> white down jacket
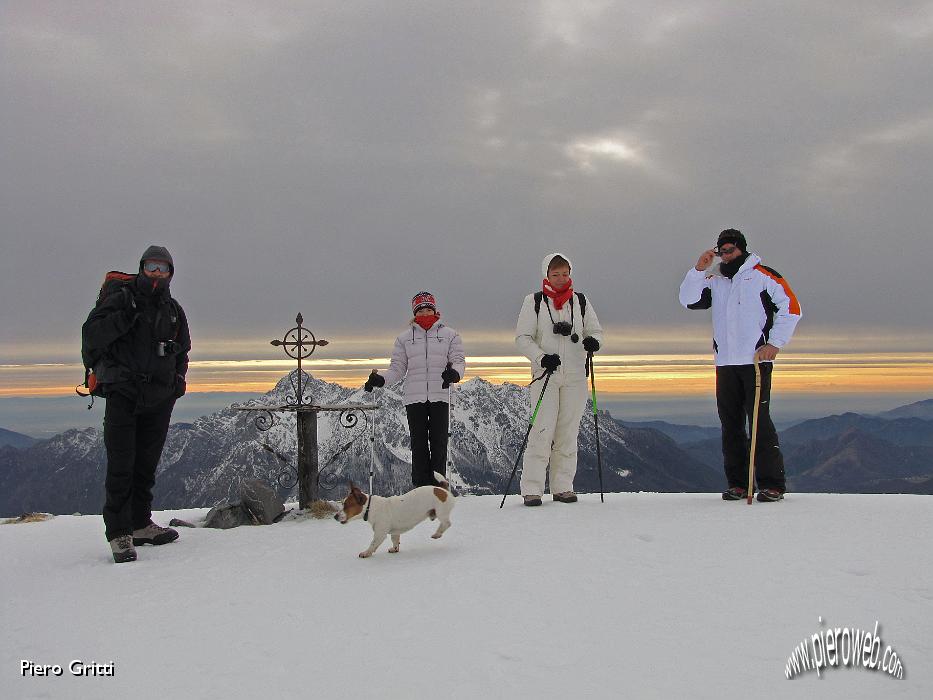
[381,320,466,405]
[679,251,802,366]
[515,254,604,379]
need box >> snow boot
[133,520,179,546]
[721,486,747,501]
[109,535,137,563]
[523,495,543,507]
[757,488,785,502]
[552,491,578,503]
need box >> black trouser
[716,363,786,492]
[103,392,175,540]
[405,401,449,488]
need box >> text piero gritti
[20,659,116,677]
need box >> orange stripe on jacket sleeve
[755,265,801,316]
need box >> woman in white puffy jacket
[365,292,466,488]
[515,254,603,506]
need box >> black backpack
[77,272,138,402]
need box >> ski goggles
[714,245,738,256]
[143,260,171,273]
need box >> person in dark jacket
[82,245,191,562]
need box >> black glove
[441,366,460,388]
[582,336,600,353]
[364,370,385,392]
[541,354,561,372]
[173,374,186,398]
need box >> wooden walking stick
[746,355,762,505]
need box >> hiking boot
[721,486,747,501]
[133,520,179,546]
[552,491,578,503]
[757,488,785,502]
[109,535,137,563]
[523,495,543,507]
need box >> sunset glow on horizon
[5,352,933,399]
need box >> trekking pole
[746,355,762,505]
[369,387,377,496]
[587,352,605,503]
[442,362,454,483]
[499,369,554,508]
[447,377,453,477]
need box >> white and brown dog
[335,472,455,558]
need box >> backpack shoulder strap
[535,291,584,316]
[160,298,182,339]
[576,292,587,318]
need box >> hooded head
[541,253,572,279]
[137,245,174,296]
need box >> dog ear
[354,492,367,506]
[348,481,359,493]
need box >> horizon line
[4,351,933,398]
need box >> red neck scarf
[414,314,440,331]
[542,278,574,310]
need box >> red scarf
[542,278,574,310]
[414,314,440,331]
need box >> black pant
[102,392,175,540]
[716,363,786,492]
[405,401,449,488]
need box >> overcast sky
[2,1,933,365]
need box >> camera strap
[540,293,575,332]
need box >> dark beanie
[717,229,747,252]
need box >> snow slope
[1,494,930,699]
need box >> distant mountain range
[618,420,720,445]
[878,398,933,420]
[651,410,933,495]
[0,427,36,450]
[3,382,931,517]
[0,375,723,517]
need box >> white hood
[541,252,573,278]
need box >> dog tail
[433,471,454,494]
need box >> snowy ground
[2,493,931,700]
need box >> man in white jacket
[679,229,802,502]
[515,254,603,506]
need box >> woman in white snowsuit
[365,292,466,488]
[515,254,603,505]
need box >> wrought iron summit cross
[235,314,378,510]
[270,313,329,407]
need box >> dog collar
[363,496,372,522]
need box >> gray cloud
[2,1,932,362]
